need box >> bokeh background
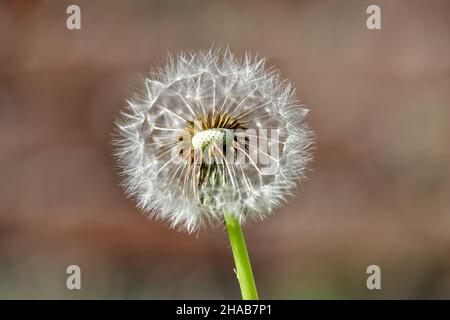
[1,0,449,299]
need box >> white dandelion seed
[114,48,313,233]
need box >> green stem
[223,211,259,300]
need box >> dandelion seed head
[115,48,314,232]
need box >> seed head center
[191,128,233,151]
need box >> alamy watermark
[366,5,381,30]
[66,5,81,30]
[366,265,381,290]
[66,265,81,290]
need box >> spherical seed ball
[114,48,314,232]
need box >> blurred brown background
[0,0,449,299]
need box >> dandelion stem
[223,211,259,300]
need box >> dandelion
[115,48,313,299]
